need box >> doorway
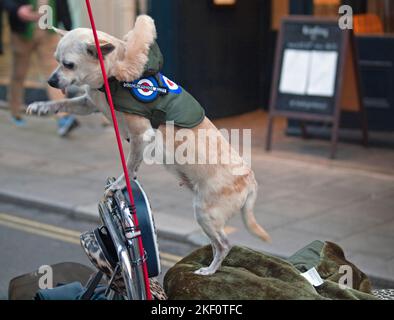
[150,0,272,119]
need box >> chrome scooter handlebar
[98,183,147,300]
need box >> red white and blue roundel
[160,74,182,94]
[130,76,160,103]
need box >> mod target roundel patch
[160,74,182,94]
[130,77,159,103]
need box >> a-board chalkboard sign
[266,16,368,159]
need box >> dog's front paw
[104,182,122,199]
[27,102,55,116]
[104,188,115,199]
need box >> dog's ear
[52,27,68,37]
[86,41,116,59]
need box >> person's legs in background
[8,33,34,126]
[36,32,79,137]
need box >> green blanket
[164,242,377,300]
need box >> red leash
[85,0,152,300]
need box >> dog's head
[48,28,119,90]
[48,15,157,91]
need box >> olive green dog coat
[100,42,205,129]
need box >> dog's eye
[63,62,75,70]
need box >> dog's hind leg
[193,203,231,276]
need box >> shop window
[270,0,393,34]
[314,0,341,17]
[350,0,394,34]
[366,0,394,33]
[354,14,384,34]
[313,0,394,34]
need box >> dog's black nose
[48,74,59,88]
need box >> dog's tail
[241,185,271,243]
[114,15,157,82]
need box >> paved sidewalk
[0,108,393,286]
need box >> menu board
[266,16,368,159]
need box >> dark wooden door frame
[258,0,273,109]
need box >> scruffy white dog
[27,16,270,275]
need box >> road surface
[0,201,197,300]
